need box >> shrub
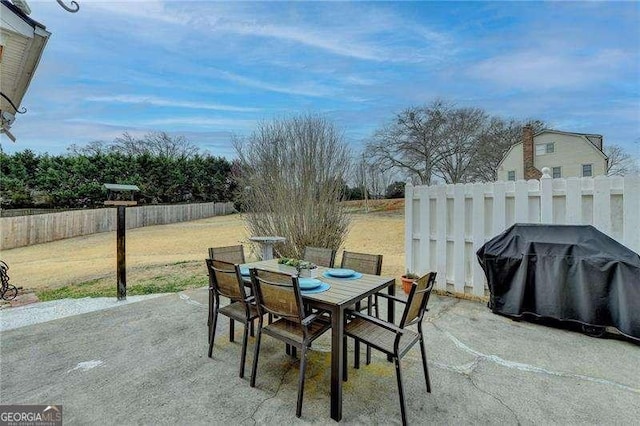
[235,114,352,258]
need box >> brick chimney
[522,125,542,180]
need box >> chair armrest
[302,309,330,326]
[375,292,407,304]
[347,310,405,334]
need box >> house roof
[1,0,50,140]
[1,0,47,30]
[535,128,604,152]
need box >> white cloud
[469,48,629,90]
[85,95,260,112]
[213,70,336,98]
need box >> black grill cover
[477,224,640,341]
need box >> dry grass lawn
[2,209,405,298]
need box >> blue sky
[3,0,639,160]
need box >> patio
[1,288,638,424]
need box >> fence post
[404,180,414,275]
[453,184,465,293]
[540,168,553,223]
[622,176,640,253]
[472,183,486,297]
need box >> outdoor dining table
[242,259,396,421]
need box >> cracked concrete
[1,288,638,425]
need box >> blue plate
[322,271,362,280]
[301,282,331,294]
[240,266,250,276]
[326,268,356,278]
[298,278,322,290]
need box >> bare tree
[234,114,352,258]
[366,100,452,185]
[67,132,200,159]
[606,144,639,176]
[435,107,488,183]
[113,131,199,158]
[67,140,112,156]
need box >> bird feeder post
[103,183,140,300]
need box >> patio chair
[343,272,436,425]
[249,268,331,418]
[341,250,383,365]
[302,246,336,268]
[208,244,246,264]
[208,245,247,340]
[205,259,259,378]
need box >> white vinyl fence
[405,174,640,298]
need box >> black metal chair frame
[343,272,436,425]
[208,245,248,340]
[206,258,259,378]
[249,268,331,418]
[341,250,383,366]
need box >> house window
[582,164,593,177]
[507,171,516,181]
[536,143,554,155]
[552,167,561,178]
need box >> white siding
[497,143,523,181]
[533,133,606,178]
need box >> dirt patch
[1,210,405,293]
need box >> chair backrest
[340,251,383,275]
[250,269,304,322]
[208,245,245,264]
[400,272,436,328]
[303,246,336,268]
[205,258,247,302]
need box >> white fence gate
[404,174,640,298]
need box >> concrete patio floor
[1,288,638,425]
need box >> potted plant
[401,271,419,294]
[278,258,318,278]
[296,261,318,278]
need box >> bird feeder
[103,183,140,300]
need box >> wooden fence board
[0,202,234,250]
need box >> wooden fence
[404,174,640,298]
[0,202,235,250]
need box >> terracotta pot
[401,276,415,294]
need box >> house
[497,126,608,181]
[0,0,51,142]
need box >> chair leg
[208,291,217,344]
[354,303,361,369]
[342,336,348,381]
[419,336,431,393]
[208,311,218,358]
[394,356,408,426]
[250,318,264,388]
[296,345,308,418]
[229,319,235,343]
[366,296,373,365]
[374,294,380,318]
[239,322,249,378]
